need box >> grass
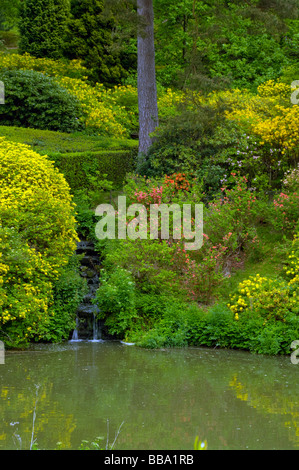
[215,223,291,304]
[0,30,19,49]
[0,125,138,154]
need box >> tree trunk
[137,0,158,158]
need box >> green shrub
[72,191,97,240]
[0,69,84,132]
[0,31,20,49]
[130,298,192,349]
[272,191,299,233]
[136,300,299,355]
[99,239,183,298]
[242,315,299,356]
[140,104,229,180]
[185,303,237,349]
[134,293,170,321]
[48,149,136,191]
[95,267,138,338]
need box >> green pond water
[0,340,298,450]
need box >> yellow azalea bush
[0,52,128,137]
[228,230,299,323]
[0,138,79,346]
[225,79,299,156]
[0,52,88,79]
[228,274,298,323]
[252,105,299,155]
[0,52,185,138]
[157,88,185,120]
[55,78,185,137]
[56,76,128,137]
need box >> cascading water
[90,310,102,342]
[70,241,104,342]
[71,317,80,341]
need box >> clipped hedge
[48,149,137,190]
[0,125,138,154]
[0,124,137,190]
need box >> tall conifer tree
[19,0,70,59]
[64,0,134,86]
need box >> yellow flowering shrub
[228,272,298,323]
[0,138,79,346]
[252,105,299,155]
[0,52,127,137]
[225,79,299,155]
[257,80,291,100]
[55,79,185,137]
[157,88,185,120]
[56,77,128,137]
[0,52,88,79]
[0,52,186,139]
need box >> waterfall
[71,323,79,341]
[89,310,103,343]
[69,240,104,342]
[70,317,82,342]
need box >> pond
[0,340,298,450]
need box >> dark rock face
[71,241,103,341]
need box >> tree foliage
[19,0,70,59]
[64,0,136,86]
[153,0,299,89]
[0,0,21,30]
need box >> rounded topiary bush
[0,138,79,346]
[0,69,84,132]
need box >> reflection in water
[0,341,298,450]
